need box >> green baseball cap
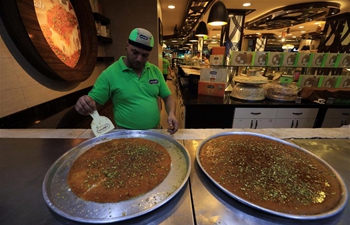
[128,28,154,51]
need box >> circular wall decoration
[0,0,98,82]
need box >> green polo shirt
[162,57,170,75]
[88,56,171,129]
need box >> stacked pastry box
[198,67,228,97]
[229,50,349,88]
[209,46,225,66]
[197,46,227,97]
[296,52,350,88]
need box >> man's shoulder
[146,61,159,69]
[103,57,124,73]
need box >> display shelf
[93,12,110,25]
[97,36,112,43]
[97,56,114,63]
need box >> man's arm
[162,94,179,134]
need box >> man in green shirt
[75,28,178,134]
[162,52,172,81]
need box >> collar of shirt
[118,56,151,73]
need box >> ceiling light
[243,3,251,7]
[299,26,304,28]
[207,1,228,26]
[168,5,175,9]
[195,21,208,37]
[189,31,198,42]
[282,44,294,50]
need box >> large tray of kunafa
[42,130,191,223]
[196,132,348,220]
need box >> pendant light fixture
[189,31,198,42]
[195,21,209,37]
[207,1,228,26]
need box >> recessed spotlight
[299,26,304,28]
[301,31,306,33]
[168,5,175,9]
[243,3,251,7]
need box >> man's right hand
[75,95,96,115]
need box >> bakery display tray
[42,130,191,223]
[196,131,348,220]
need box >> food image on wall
[34,0,81,68]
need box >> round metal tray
[196,131,348,220]
[42,130,191,223]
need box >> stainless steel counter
[184,138,349,225]
[0,128,349,225]
[0,138,194,225]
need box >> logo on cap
[139,34,149,41]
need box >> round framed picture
[0,0,98,82]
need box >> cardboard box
[318,76,338,88]
[337,53,350,68]
[336,76,350,88]
[231,51,254,66]
[267,52,283,67]
[296,52,311,67]
[323,53,340,67]
[210,55,225,66]
[211,46,225,55]
[280,75,293,84]
[297,75,320,87]
[281,52,297,67]
[198,81,226,97]
[253,51,268,66]
[308,53,326,67]
[200,68,227,83]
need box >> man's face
[126,44,150,69]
